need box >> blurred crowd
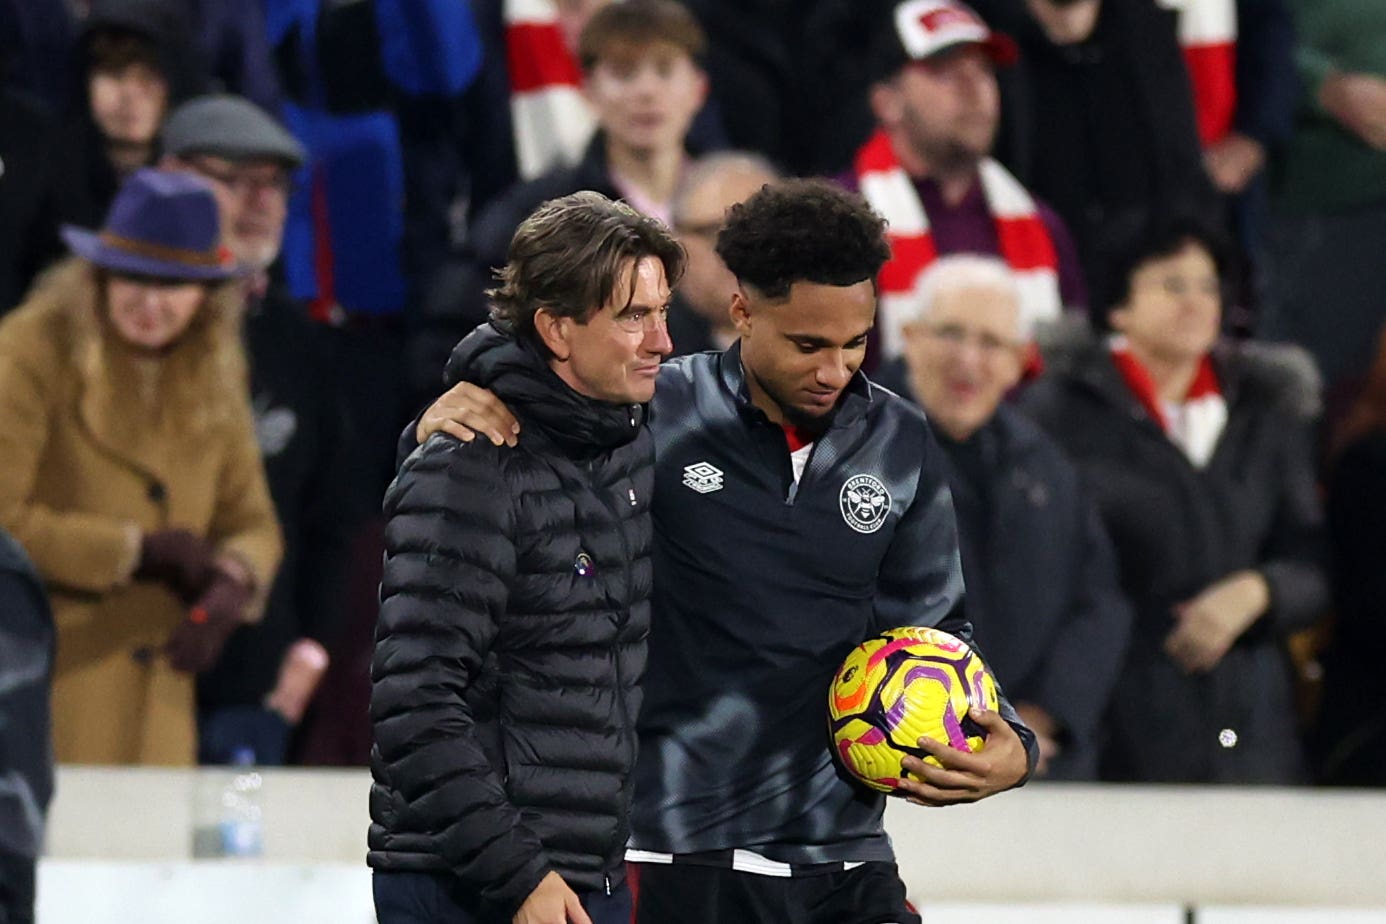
[2,0,1386,886]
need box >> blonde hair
[26,257,249,433]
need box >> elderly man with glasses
[876,253,1132,779]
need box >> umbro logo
[683,462,724,494]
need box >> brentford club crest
[839,474,891,534]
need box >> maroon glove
[164,571,254,673]
[134,529,217,603]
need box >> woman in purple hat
[0,167,281,766]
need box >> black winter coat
[1021,337,1327,783]
[199,288,355,712]
[368,324,653,918]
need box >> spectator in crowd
[1262,0,1386,393]
[1022,218,1327,783]
[160,95,356,767]
[1,0,77,114]
[3,0,279,117]
[970,0,1217,284]
[0,2,65,315]
[676,0,879,175]
[470,0,604,198]
[185,0,283,114]
[415,0,711,401]
[370,192,682,924]
[874,254,1132,779]
[845,0,1086,362]
[0,169,281,765]
[56,0,204,229]
[0,529,53,924]
[1311,323,1386,786]
[667,151,778,356]
[266,0,484,503]
[1180,0,1295,264]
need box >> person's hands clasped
[1164,570,1269,674]
[134,528,217,602]
[512,870,592,924]
[417,382,520,447]
[897,706,1030,806]
[165,569,254,673]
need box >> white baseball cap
[890,0,1017,67]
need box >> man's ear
[868,80,902,129]
[534,308,572,361]
[729,289,753,336]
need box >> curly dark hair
[715,179,890,300]
[489,191,686,347]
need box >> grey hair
[671,150,780,225]
[909,253,1031,341]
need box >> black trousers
[373,870,632,924]
[632,861,921,924]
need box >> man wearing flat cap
[162,94,357,767]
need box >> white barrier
[38,768,1386,922]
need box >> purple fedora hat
[60,168,237,281]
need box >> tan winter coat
[0,259,281,765]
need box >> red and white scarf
[503,0,596,179]
[1109,335,1227,468]
[1168,0,1238,146]
[853,129,1061,360]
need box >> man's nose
[643,315,673,357]
[816,352,850,388]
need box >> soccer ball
[828,626,999,793]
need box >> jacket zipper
[590,461,638,874]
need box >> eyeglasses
[188,158,294,197]
[921,322,1021,357]
[613,304,671,334]
[1132,276,1221,299]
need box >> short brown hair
[85,30,163,77]
[488,191,686,346]
[577,0,706,71]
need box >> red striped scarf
[853,129,1061,360]
[1109,335,1227,467]
[1173,0,1237,146]
[503,0,596,179]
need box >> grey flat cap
[162,94,306,167]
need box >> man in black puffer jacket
[368,191,684,924]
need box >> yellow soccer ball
[828,626,999,793]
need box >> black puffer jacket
[367,324,653,917]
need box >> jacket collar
[716,340,873,431]
[444,323,646,458]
